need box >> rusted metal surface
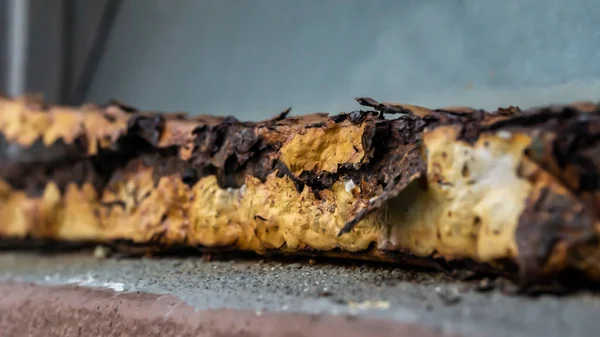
[0,282,452,337]
[1,94,600,288]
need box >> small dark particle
[318,291,333,297]
[461,164,470,178]
[266,126,281,133]
[437,180,454,187]
[182,167,199,186]
[306,122,326,128]
[254,215,267,221]
[497,106,521,115]
[354,97,381,108]
[100,200,127,209]
[348,110,366,123]
[329,114,348,123]
[450,269,479,281]
[271,107,292,122]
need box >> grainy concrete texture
[0,282,453,337]
[1,252,600,337]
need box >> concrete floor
[1,252,599,337]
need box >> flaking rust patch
[2,95,600,287]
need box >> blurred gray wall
[0,0,109,102]
[4,0,600,119]
[0,0,6,88]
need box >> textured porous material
[1,94,600,287]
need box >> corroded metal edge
[1,95,600,288]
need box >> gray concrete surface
[1,252,600,337]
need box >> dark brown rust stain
[0,131,101,196]
[503,103,600,285]
[515,185,597,285]
[190,116,278,188]
[523,115,600,216]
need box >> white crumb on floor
[66,273,125,292]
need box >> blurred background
[2,0,600,120]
